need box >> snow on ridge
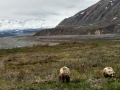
[81,11,85,14]
[0,19,59,31]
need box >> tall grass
[0,40,120,90]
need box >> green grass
[15,80,94,90]
[0,40,120,90]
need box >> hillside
[0,41,120,89]
[35,0,120,36]
[58,0,120,27]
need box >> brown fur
[103,67,115,78]
[59,66,70,83]
[103,72,112,78]
[59,73,70,83]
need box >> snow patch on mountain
[0,18,59,31]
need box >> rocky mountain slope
[35,0,120,36]
[58,0,120,27]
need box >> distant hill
[34,0,120,36]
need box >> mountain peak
[34,0,120,36]
[57,0,120,27]
[0,19,59,31]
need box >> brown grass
[0,40,120,90]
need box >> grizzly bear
[59,66,70,83]
[103,67,115,78]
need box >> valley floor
[0,34,120,49]
[31,34,120,43]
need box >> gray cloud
[0,0,99,21]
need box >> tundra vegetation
[0,40,120,90]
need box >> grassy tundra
[0,40,120,90]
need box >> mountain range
[0,18,59,31]
[35,0,120,36]
[0,18,59,37]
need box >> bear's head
[103,67,115,78]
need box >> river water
[0,34,120,49]
[0,32,59,49]
[0,33,39,49]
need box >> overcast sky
[0,0,99,21]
